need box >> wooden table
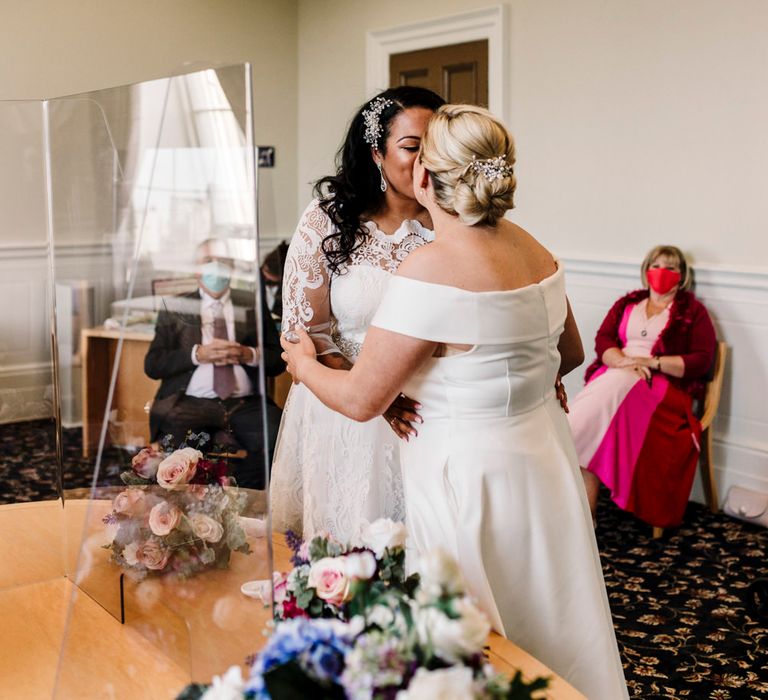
[80,326,158,458]
[0,499,585,699]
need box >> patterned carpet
[0,418,126,501]
[597,493,768,699]
[1,419,767,698]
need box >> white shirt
[186,289,259,399]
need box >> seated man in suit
[145,238,284,489]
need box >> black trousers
[156,394,281,489]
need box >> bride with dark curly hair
[269,86,445,542]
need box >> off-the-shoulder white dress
[371,267,628,700]
[269,199,432,542]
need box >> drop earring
[377,162,387,192]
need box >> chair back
[699,341,727,431]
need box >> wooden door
[389,40,488,106]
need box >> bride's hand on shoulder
[280,327,317,383]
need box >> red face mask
[646,268,681,295]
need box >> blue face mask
[200,261,232,294]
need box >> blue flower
[244,618,357,698]
[303,641,345,682]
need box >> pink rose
[131,447,164,479]
[113,488,146,516]
[148,501,182,536]
[307,557,350,607]
[156,447,201,490]
[136,539,170,571]
[273,571,289,605]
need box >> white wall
[507,0,768,268]
[298,0,768,268]
[296,0,768,502]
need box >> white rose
[357,518,407,558]
[307,556,351,607]
[156,447,201,490]
[345,551,377,580]
[416,597,490,663]
[190,513,224,543]
[398,666,475,700]
[148,501,182,536]
[368,604,408,635]
[201,665,245,700]
[418,548,465,598]
[122,541,140,566]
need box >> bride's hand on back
[280,327,317,384]
[383,393,423,441]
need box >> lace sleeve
[281,199,340,355]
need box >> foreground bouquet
[178,521,548,699]
[272,518,416,621]
[104,433,250,579]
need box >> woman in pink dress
[568,245,716,528]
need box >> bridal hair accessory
[469,154,514,182]
[362,97,393,146]
[377,162,388,192]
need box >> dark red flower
[281,596,309,619]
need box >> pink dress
[568,300,702,527]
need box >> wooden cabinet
[80,327,158,458]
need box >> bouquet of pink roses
[104,436,250,579]
[269,519,418,621]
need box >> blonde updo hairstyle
[419,104,516,226]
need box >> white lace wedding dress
[269,199,432,542]
[371,265,629,700]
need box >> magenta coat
[584,289,716,401]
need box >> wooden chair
[652,341,727,538]
[267,371,293,409]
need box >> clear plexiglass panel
[0,101,63,592]
[51,65,275,694]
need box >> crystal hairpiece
[362,97,393,147]
[470,154,514,182]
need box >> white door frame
[366,5,509,123]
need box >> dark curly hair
[314,86,445,276]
